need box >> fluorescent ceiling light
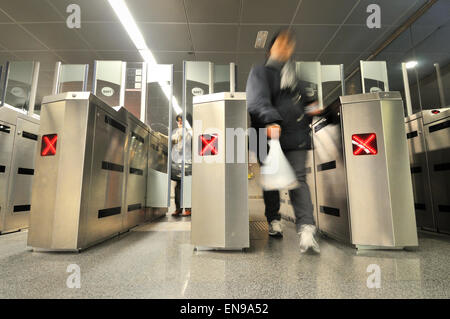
[405,61,418,69]
[108,0,186,126]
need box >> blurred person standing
[246,29,320,253]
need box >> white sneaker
[268,220,283,237]
[298,225,320,253]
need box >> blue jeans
[263,149,315,232]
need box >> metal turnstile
[191,92,249,250]
[28,92,148,250]
[312,116,350,243]
[422,108,450,234]
[123,112,149,230]
[405,112,436,231]
[145,131,169,221]
[0,107,39,234]
[313,92,418,249]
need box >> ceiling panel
[293,53,318,61]
[0,52,14,65]
[0,0,63,22]
[345,0,427,26]
[324,25,386,53]
[0,8,12,22]
[238,25,287,52]
[320,53,361,69]
[292,25,338,52]
[21,23,90,50]
[186,0,240,23]
[412,24,450,54]
[236,53,266,74]
[241,0,298,24]
[12,51,60,71]
[195,53,236,65]
[294,0,358,25]
[412,0,450,27]
[152,52,194,71]
[47,0,119,22]
[0,24,47,50]
[190,25,238,51]
[140,23,192,51]
[97,51,143,62]
[54,50,100,65]
[127,0,186,23]
[78,22,135,50]
[382,29,413,53]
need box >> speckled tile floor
[0,215,449,299]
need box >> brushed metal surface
[405,118,436,230]
[0,119,15,233]
[313,121,351,243]
[341,96,418,248]
[424,114,450,234]
[192,95,249,249]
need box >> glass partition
[296,61,323,108]
[57,64,89,93]
[146,64,173,207]
[214,64,231,93]
[1,61,35,112]
[181,61,211,208]
[93,60,125,107]
[124,62,145,120]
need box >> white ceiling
[0,0,448,104]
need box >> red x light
[352,133,377,156]
[199,134,218,156]
[41,134,58,156]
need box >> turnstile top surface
[404,107,450,124]
[193,92,246,104]
[340,91,402,105]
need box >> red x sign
[199,134,218,156]
[41,134,58,156]
[352,133,377,155]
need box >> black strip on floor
[22,131,38,141]
[13,205,31,212]
[101,161,124,172]
[320,206,340,217]
[17,167,34,175]
[128,203,142,212]
[98,207,122,218]
[105,115,126,133]
[317,161,336,172]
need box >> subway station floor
[0,214,449,299]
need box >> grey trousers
[263,149,315,232]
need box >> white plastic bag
[260,139,299,191]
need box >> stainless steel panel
[405,118,436,231]
[313,119,350,243]
[306,149,318,226]
[3,117,38,232]
[0,120,15,233]
[424,114,450,234]
[123,115,148,230]
[192,93,249,249]
[341,96,417,248]
[82,106,127,247]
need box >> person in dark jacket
[246,29,320,253]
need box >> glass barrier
[124,62,145,120]
[57,64,89,93]
[1,61,35,112]
[93,60,125,107]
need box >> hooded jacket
[246,59,317,151]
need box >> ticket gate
[0,107,39,234]
[313,92,418,249]
[191,92,249,250]
[405,107,450,234]
[28,92,150,250]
